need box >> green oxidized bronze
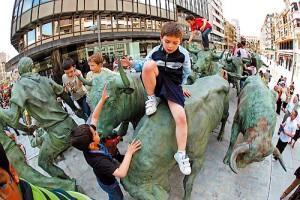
[0,121,75,190]
[223,75,286,173]
[186,44,224,83]
[0,57,77,179]
[89,67,229,200]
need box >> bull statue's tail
[273,147,287,172]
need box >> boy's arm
[77,74,93,86]
[113,139,142,178]
[200,18,207,31]
[90,85,108,126]
[75,70,83,87]
[181,47,192,85]
[188,30,196,43]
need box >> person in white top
[274,110,298,160]
[282,96,299,123]
[236,41,250,58]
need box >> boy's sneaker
[145,96,159,116]
[174,152,191,175]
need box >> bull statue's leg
[217,111,229,141]
[183,157,204,200]
[223,121,240,164]
[38,134,70,179]
[236,80,240,96]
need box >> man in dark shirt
[70,85,142,200]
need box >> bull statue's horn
[262,63,269,67]
[273,147,287,172]
[225,50,229,60]
[242,57,251,64]
[118,59,134,94]
[229,142,250,174]
[118,59,130,87]
[219,49,226,60]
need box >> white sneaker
[174,152,191,175]
[145,97,159,116]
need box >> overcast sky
[0,0,287,59]
[223,0,285,36]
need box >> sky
[223,0,285,37]
[0,0,287,59]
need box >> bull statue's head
[228,76,286,173]
[90,63,145,138]
[229,118,286,173]
[192,49,225,76]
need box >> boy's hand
[183,88,191,97]
[74,70,81,77]
[101,84,109,101]
[126,139,142,155]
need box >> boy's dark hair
[161,21,184,39]
[241,41,246,46]
[63,58,75,70]
[70,124,93,151]
[185,15,195,21]
[0,142,11,175]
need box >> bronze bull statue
[89,68,230,200]
[223,75,286,173]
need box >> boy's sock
[177,150,186,156]
[147,95,156,100]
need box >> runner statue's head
[17,57,33,76]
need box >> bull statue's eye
[0,182,7,190]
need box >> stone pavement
[18,88,299,200]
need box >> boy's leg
[97,178,124,200]
[142,61,159,115]
[168,100,191,175]
[77,95,91,117]
[202,28,211,50]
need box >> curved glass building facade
[7,0,208,81]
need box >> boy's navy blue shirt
[145,45,191,85]
[83,146,118,185]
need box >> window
[27,29,36,45]
[81,15,95,31]
[74,16,80,32]
[149,0,156,6]
[18,0,23,17]
[42,22,53,39]
[22,0,32,13]
[133,18,140,29]
[33,0,39,6]
[60,18,73,34]
[40,0,51,3]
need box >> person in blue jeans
[62,58,91,119]
[70,85,142,200]
[186,15,212,50]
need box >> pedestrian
[186,15,212,51]
[290,82,295,96]
[274,110,298,160]
[62,58,91,118]
[70,85,142,200]
[280,166,300,200]
[141,21,192,175]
